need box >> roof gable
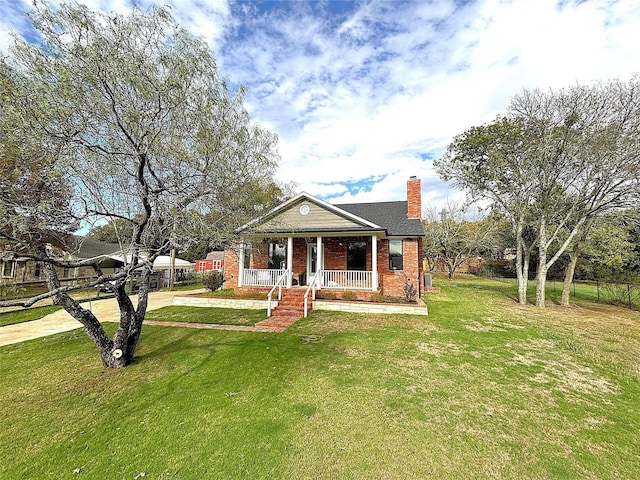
[240,193,382,234]
[238,193,425,237]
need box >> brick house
[223,177,425,299]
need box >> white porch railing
[242,268,287,287]
[322,270,373,290]
[304,270,322,318]
[267,270,290,317]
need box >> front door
[306,244,323,285]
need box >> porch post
[287,236,293,287]
[316,236,323,285]
[371,235,378,291]
[238,240,244,287]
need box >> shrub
[369,293,386,303]
[403,278,417,302]
[341,291,357,301]
[203,271,224,291]
[316,291,337,300]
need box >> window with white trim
[268,242,286,269]
[389,240,403,270]
[2,260,14,278]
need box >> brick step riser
[275,306,305,312]
[274,305,305,312]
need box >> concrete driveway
[0,289,205,347]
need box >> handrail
[267,270,290,317]
[303,270,322,318]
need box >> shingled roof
[335,201,425,237]
[62,236,124,259]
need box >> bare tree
[0,2,281,367]
[422,202,499,280]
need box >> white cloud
[2,0,639,207]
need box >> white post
[316,236,323,285]
[371,235,378,291]
[287,236,293,287]
[238,241,244,287]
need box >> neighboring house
[223,176,425,298]
[0,236,125,286]
[1,236,195,292]
[195,251,224,272]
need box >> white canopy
[152,255,194,270]
[104,253,194,270]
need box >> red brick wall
[407,177,422,219]
[223,248,239,289]
[226,235,423,297]
[377,238,422,297]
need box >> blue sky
[1,0,639,209]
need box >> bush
[403,278,417,302]
[316,291,337,300]
[369,293,386,303]
[341,291,357,301]
[203,271,224,292]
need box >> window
[62,267,70,278]
[34,262,41,278]
[347,241,367,271]
[243,245,251,269]
[268,242,286,269]
[2,261,14,278]
[389,240,403,270]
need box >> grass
[0,289,117,327]
[145,306,266,326]
[161,282,205,292]
[1,274,639,479]
[488,275,639,309]
[197,288,269,299]
[0,305,62,327]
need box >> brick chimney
[407,176,422,218]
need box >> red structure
[195,259,223,272]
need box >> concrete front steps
[255,289,308,330]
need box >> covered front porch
[236,235,381,292]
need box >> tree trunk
[447,264,455,280]
[515,222,528,304]
[40,244,149,368]
[561,251,579,307]
[536,216,548,308]
[41,260,116,365]
[561,219,592,307]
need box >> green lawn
[1,275,638,479]
[145,306,266,326]
[0,305,62,327]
